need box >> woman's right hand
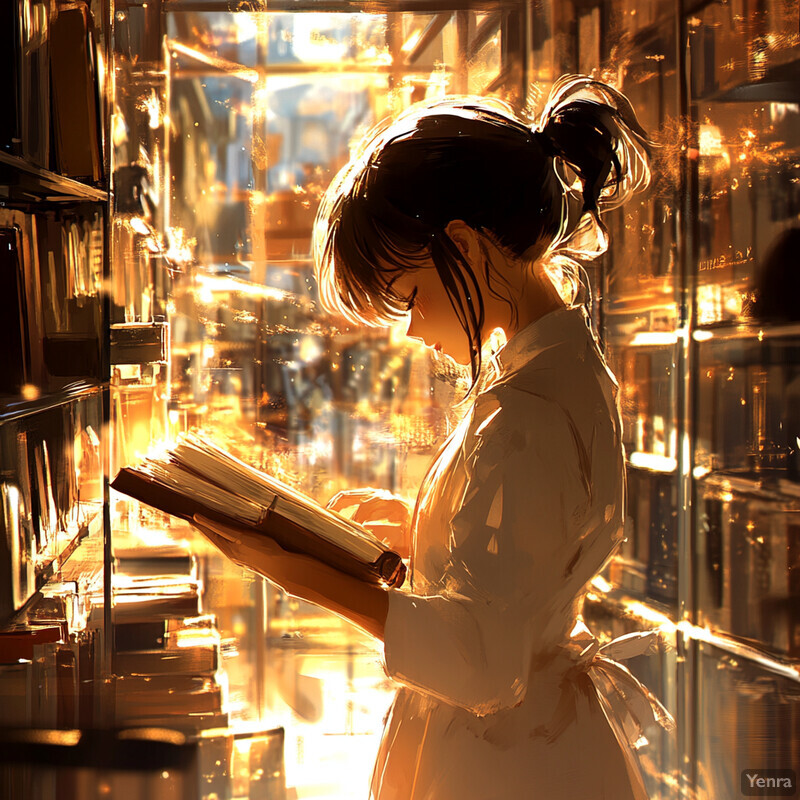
[326,488,413,558]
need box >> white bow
[570,619,676,749]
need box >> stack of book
[111,543,229,734]
[0,588,99,730]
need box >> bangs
[313,154,429,328]
[312,96,524,328]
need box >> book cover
[112,433,406,588]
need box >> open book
[111,434,406,588]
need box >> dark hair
[752,227,800,323]
[313,76,651,386]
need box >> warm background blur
[1,1,799,797]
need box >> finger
[192,514,243,544]
[326,489,373,512]
[193,526,235,558]
[193,515,289,564]
[353,497,409,525]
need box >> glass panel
[695,640,800,799]
[688,2,800,796]
[604,338,680,610]
[597,1,681,613]
[112,7,508,797]
[688,2,800,327]
[695,333,800,656]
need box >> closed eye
[405,286,419,312]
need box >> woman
[194,76,674,799]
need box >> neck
[511,267,566,335]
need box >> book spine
[20,0,51,169]
[0,1,23,157]
[49,3,102,181]
[256,505,405,587]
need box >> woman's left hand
[191,514,305,587]
[191,514,389,641]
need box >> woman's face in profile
[392,267,472,364]
[391,260,514,366]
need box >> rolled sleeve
[383,391,592,716]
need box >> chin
[431,342,469,365]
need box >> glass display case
[591,1,800,799]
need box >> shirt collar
[493,304,591,377]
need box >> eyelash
[406,286,419,312]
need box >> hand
[191,514,389,641]
[191,514,311,589]
[327,488,413,557]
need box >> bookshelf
[540,1,800,798]
[0,0,113,744]
[0,152,109,204]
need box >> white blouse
[373,305,673,800]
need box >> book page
[173,434,387,563]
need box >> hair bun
[536,76,651,215]
[529,126,556,157]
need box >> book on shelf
[115,543,197,580]
[49,1,102,182]
[114,643,219,677]
[20,0,51,169]
[0,3,22,158]
[0,206,107,399]
[111,582,202,623]
[0,626,62,664]
[0,661,33,728]
[38,209,104,386]
[111,433,407,588]
[1,1,105,179]
[115,674,223,719]
[0,226,31,397]
[122,711,230,736]
[0,0,51,167]
[0,481,36,619]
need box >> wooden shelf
[693,319,800,342]
[37,506,105,591]
[586,586,800,682]
[3,508,105,632]
[0,152,108,204]
[0,381,104,422]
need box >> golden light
[698,124,724,157]
[401,28,423,53]
[630,331,679,346]
[20,384,40,401]
[629,452,678,473]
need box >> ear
[444,219,483,264]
